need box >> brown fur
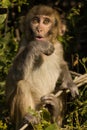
[5,5,79,130]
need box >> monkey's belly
[30,54,61,100]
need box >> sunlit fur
[6,5,79,130]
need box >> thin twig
[70,71,82,77]
[19,124,28,130]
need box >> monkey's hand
[41,94,60,122]
[29,40,55,55]
[23,113,40,125]
[41,41,55,55]
[19,113,40,129]
[69,84,79,98]
[59,82,79,98]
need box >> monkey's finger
[70,87,79,98]
[41,93,55,100]
[41,94,58,106]
[24,114,40,125]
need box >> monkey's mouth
[35,36,45,41]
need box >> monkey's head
[23,5,62,43]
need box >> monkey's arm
[56,42,79,98]
[59,62,79,98]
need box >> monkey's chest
[30,53,61,98]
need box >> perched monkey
[5,5,79,130]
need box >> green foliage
[2,0,11,7]
[0,14,7,25]
[0,31,18,89]
[79,58,87,73]
[0,121,7,130]
[0,1,18,129]
[65,85,87,129]
[25,107,60,130]
[62,6,81,52]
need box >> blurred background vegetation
[0,0,87,129]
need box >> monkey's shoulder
[54,41,63,50]
[53,41,64,58]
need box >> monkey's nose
[37,28,43,33]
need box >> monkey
[5,5,79,130]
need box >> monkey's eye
[43,18,50,24]
[31,17,39,24]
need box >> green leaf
[2,0,11,7]
[0,14,7,24]
[45,123,58,130]
[82,57,87,63]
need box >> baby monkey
[5,5,79,130]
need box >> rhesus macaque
[5,5,79,130]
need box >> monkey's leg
[11,80,39,130]
[41,93,65,127]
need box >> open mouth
[35,36,44,40]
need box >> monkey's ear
[59,22,66,36]
[19,16,26,33]
[54,11,66,36]
[59,13,67,36]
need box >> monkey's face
[30,15,54,41]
